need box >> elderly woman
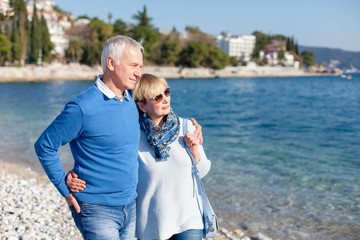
[67,73,211,240]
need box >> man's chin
[128,83,136,90]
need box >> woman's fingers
[66,170,86,192]
[190,118,203,145]
[71,172,86,185]
[185,133,199,147]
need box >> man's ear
[107,57,115,71]
[136,102,146,113]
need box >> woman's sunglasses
[149,87,171,104]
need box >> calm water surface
[0,74,359,239]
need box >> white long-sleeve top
[135,118,211,240]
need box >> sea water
[0,74,359,239]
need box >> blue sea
[0,74,359,239]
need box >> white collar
[95,75,129,101]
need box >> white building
[216,33,256,62]
[27,0,72,63]
[284,52,295,66]
[0,0,11,15]
[259,50,296,67]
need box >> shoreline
[0,63,338,82]
[0,159,256,240]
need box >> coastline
[0,159,254,240]
[0,63,337,82]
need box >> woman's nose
[163,95,170,103]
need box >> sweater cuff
[57,179,71,197]
[196,157,211,179]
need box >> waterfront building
[259,41,297,68]
[0,0,11,15]
[216,33,256,62]
[27,0,73,63]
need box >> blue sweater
[34,84,140,206]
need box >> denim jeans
[168,229,203,240]
[69,199,136,240]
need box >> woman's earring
[143,113,147,118]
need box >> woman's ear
[137,101,146,113]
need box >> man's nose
[134,68,141,77]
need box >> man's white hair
[100,35,144,73]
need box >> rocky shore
[1,160,266,240]
[0,63,333,82]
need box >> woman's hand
[66,170,86,193]
[184,132,201,164]
[190,118,203,145]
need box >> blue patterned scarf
[139,108,180,161]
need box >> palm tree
[132,5,152,27]
[108,13,112,25]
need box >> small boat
[341,74,352,80]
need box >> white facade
[216,33,256,62]
[27,0,72,61]
[0,0,11,15]
[284,52,294,66]
[260,50,296,67]
[260,51,300,69]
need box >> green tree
[11,16,21,62]
[113,19,128,35]
[295,41,299,55]
[286,37,291,51]
[185,26,201,34]
[273,34,287,41]
[259,58,268,66]
[177,41,229,69]
[3,21,12,62]
[229,57,239,66]
[0,13,6,22]
[5,22,11,40]
[177,41,208,67]
[78,15,90,20]
[40,15,54,62]
[251,31,271,61]
[0,13,6,35]
[131,25,160,61]
[0,34,12,65]
[89,18,113,42]
[154,34,179,65]
[66,38,84,62]
[108,13,112,25]
[130,5,160,61]
[30,4,41,63]
[301,50,315,67]
[206,44,229,69]
[12,0,29,65]
[65,17,112,65]
[132,5,152,27]
[79,18,113,65]
[286,36,299,54]
[81,41,103,65]
[278,49,285,64]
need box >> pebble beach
[0,160,259,240]
[0,160,81,240]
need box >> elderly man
[35,35,202,240]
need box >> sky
[54,0,360,52]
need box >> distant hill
[299,45,360,71]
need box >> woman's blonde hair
[133,73,168,103]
